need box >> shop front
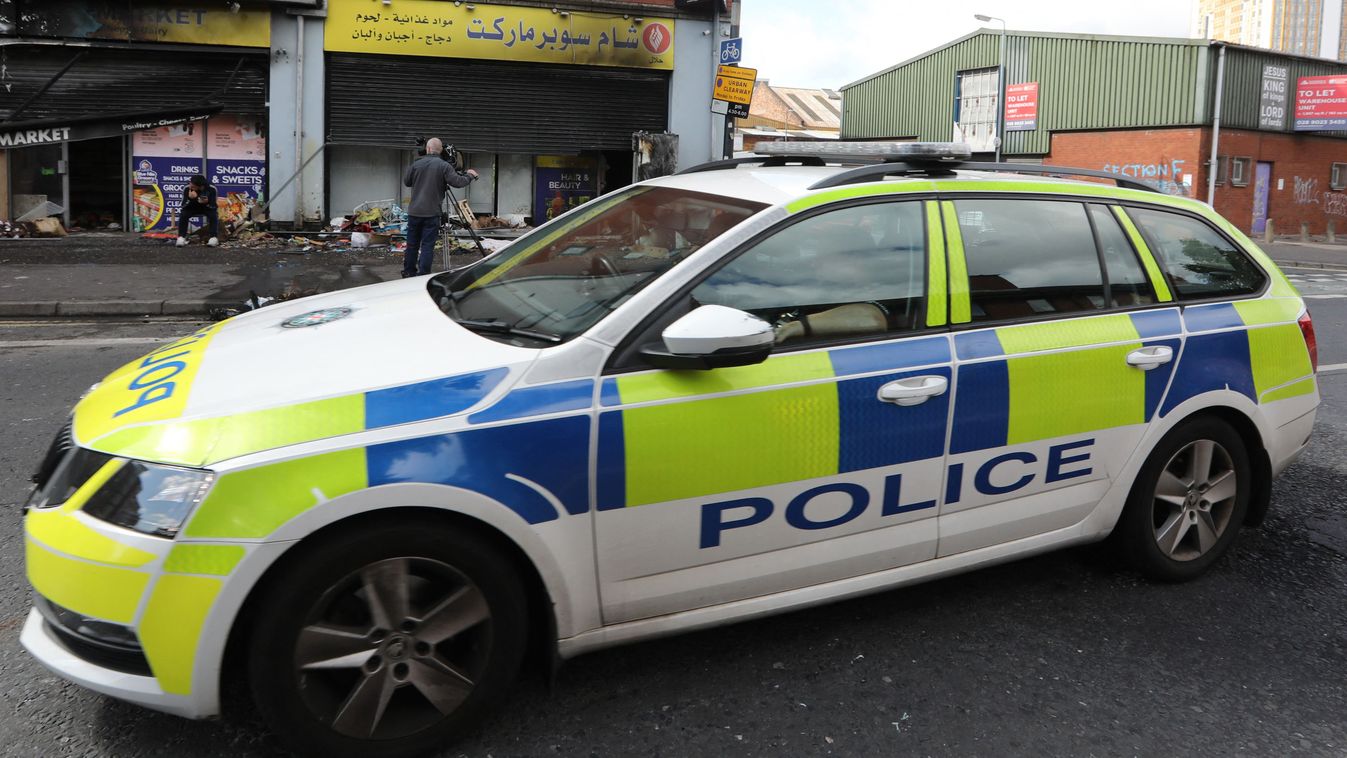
[0,1,270,228]
[323,0,676,224]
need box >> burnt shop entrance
[1,46,266,228]
[325,53,670,223]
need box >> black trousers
[178,203,219,237]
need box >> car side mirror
[639,305,774,370]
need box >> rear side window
[1088,204,1155,307]
[954,199,1106,321]
[1127,208,1266,300]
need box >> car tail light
[1299,311,1318,373]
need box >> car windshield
[430,186,767,345]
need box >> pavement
[2,231,1346,318]
[0,232,485,318]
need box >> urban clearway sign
[713,64,756,119]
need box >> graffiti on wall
[1099,159,1190,196]
[1293,175,1347,217]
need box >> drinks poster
[131,122,204,232]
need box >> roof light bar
[754,141,973,162]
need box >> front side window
[955,199,1107,321]
[692,201,927,347]
[436,186,767,344]
[1127,207,1266,300]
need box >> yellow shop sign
[325,0,674,70]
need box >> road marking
[1305,294,1347,299]
[0,337,171,348]
[1318,363,1347,375]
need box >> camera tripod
[438,183,488,271]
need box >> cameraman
[402,138,478,277]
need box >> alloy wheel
[292,557,493,739]
[1151,439,1238,562]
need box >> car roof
[643,165,1149,208]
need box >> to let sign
[1004,82,1038,131]
[713,64,756,119]
[1294,75,1347,131]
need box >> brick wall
[1045,127,1347,235]
[744,82,799,129]
[1202,128,1347,236]
[1046,128,1205,200]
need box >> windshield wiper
[455,318,562,344]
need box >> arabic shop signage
[325,0,674,71]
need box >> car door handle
[877,375,949,406]
[1126,345,1174,371]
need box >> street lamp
[974,14,1007,163]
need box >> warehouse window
[1332,162,1347,191]
[953,68,999,153]
[1213,155,1229,185]
[1230,157,1251,187]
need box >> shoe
[176,237,188,247]
[207,237,219,247]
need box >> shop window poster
[534,156,596,224]
[206,115,266,227]
[131,120,204,232]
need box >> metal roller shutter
[326,52,670,153]
[0,46,268,121]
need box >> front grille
[34,597,152,677]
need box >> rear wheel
[1116,418,1252,582]
[248,522,527,758]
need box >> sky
[738,0,1197,90]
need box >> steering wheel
[590,253,621,279]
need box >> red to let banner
[1294,75,1347,131]
[1004,82,1039,132]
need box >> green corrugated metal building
[840,29,1347,235]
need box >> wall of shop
[669,16,720,168]
[269,11,326,227]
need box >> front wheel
[248,521,528,758]
[1115,417,1252,582]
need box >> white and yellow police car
[22,142,1318,757]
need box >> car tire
[1115,417,1252,582]
[247,520,528,758]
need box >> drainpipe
[1206,42,1226,206]
[294,15,305,226]
[710,9,720,161]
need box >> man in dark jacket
[175,175,220,247]
[402,138,478,277]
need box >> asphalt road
[0,278,1345,757]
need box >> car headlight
[81,461,214,539]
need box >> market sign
[326,0,674,71]
[713,64,756,119]
[1294,74,1347,131]
[1259,64,1289,130]
[12,0,269,47]
[1004,82,1038,131]
[0,106,221,148]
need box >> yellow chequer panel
[25,539,149,624]
[621,383,840,507]
[1005,344,1145,445]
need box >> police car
[22,142,1318,757]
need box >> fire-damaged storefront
[0,1,269,231]
[322,0,675,223]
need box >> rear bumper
[20,609,208,720]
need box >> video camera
[416,136,462,170]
